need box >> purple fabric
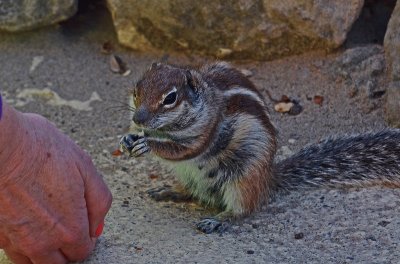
[0,94,2,120]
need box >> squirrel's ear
[185,70,198,91]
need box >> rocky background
[0,0,399,125]
[0,0,400,263]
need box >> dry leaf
[280,95,291,103]
[149,174,159,180]
[217,48,233,57]
[313,95,324,106]
[269,92,303,115]
[112,149,123,156]
[101,41,113,54]
[110,54,130,76]
[122,69,132,76]
[109,54,123,73]
[240,69,253,77]
[274,102,294,113]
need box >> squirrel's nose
[133,107,150,126]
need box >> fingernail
[95,220,104,237]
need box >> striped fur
[128,61,400,221]
[275,130,400,190]
[130,62,276,216]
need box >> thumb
[81,158,112,237]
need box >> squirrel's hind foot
[196,218,230,234]
[147,185,192,202]
[196,211,233,234]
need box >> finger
[79,157,112,237]
[61,238,95,262]
[95,220,104,237]
[4,249,32,264]
[30,250,68,264]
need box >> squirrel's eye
[162,91,177,106]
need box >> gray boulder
[0,0,77,32]
[384,1,400,127]
[384,0,400,81]
[385,82,400,128]
[334,45,385,99]
[106,0,364,60]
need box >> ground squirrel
[119,62,400,234]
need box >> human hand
[0,113,112,264]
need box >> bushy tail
[274,129,400,190]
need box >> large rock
[0,0,77,32]
[385,82,400,128]
[384,1,400,127]
[107,0,364,60]
[334,45,386,99]
[384,1,400,81]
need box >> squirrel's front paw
[119,134,150,157]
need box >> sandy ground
[1,6,399,264]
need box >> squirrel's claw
[130,137,150,157]
[119,134,150,157]
[196,218,230,234]
[119,134,139,152]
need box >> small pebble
[288,101,303,115]
[294,232,304,239]
[378,220,390,227]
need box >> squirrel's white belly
[163,159,223,207]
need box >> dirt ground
[0,5,399,264]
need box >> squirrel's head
[130,63,202,132]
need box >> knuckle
[66,242,93,262]
[59,227,94,261]
[10,228,47,256]
[61,230,83,245]
[19,241,47,257]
